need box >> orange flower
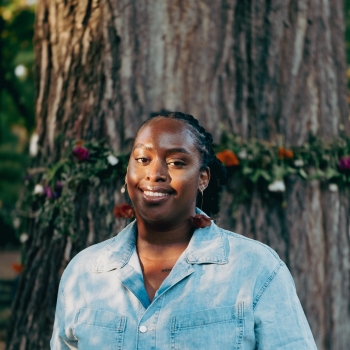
[278,147,294,159]
[216,150,240,166]
[75,140,84,146]
[113,203,134,218]
[12,263,23,274]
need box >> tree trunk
[7,0,349,349]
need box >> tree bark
[7,0,349,349]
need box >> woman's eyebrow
[164,148,191,156]
[132,144,190,155]
[132,143,153,152]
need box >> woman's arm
[50,284,78,350]
[253,264,318,349]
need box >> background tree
[6,0,350,349]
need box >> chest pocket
[73,308,126,350]
[171,302,244,350]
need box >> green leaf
[260,170,272,181]
[242,167,253,175]
[47,158,69,182]
[250,170,262,183]
[324,168,340,179]
[273,165,286,179]
[299,169,308,179]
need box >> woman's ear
[124,167,128,183]
[199,167,210,191]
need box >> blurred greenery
[0,0,35,248]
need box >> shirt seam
[252,262,284,311]
[62,286,68,340]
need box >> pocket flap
[75,308,126,331]
[172,304,242,330]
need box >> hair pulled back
[140,111,227,217]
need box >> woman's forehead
[136,118,190,141]
[134,118,198,152]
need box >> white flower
[328,183,338,192]
[294,159,304,167]
[33,184,44,195]
[13,218,21,229]
[107,154,119,166]
[29,132,39,157]
[238,149,247,159]
[268,180,286,192]
[20,233,29,243]
[14,64,27,78]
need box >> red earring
[113,203,134,219]
[190,214,212,228]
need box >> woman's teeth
[144,191,169,197]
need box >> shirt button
[139,325,148,333]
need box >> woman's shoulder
[62,221,137,277]
[61,237,115,279]
[212,223,284,269]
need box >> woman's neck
[135,218,194,301]
[136,218,193,250]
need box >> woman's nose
[146,159,167,182]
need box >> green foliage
[217,133,350,185]
[0,0,35,247]
[0,1,35,130]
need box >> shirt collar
[94,209,228,273]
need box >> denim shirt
[51,216,317,349]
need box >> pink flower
[43,181,63,199]
[44,185,55,199]
[338,156,350,172]
[72,146,90,161]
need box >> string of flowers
[215,132,350,195]
[15,133,350,242]
[18,140,129,242]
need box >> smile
[143,191,169,197]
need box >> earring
[121,182,127,194]
[199,188,204,210]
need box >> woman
[51,112,317,349]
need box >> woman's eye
[168,161,185,167]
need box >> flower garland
[15,134,350,241]
[18,140,129,240]
[216,132,350,195]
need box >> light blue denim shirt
[51,214,317,349]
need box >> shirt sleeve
[253,264,318,349]
[50,283,78,350]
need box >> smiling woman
[50,112,317,349]
[128,118,207,225]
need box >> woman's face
[126,118,209,225]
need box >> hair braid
[143,111,227,216]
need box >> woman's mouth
[140,187,173,203]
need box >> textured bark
[6,0,350,349]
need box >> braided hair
[140,111,227,216]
